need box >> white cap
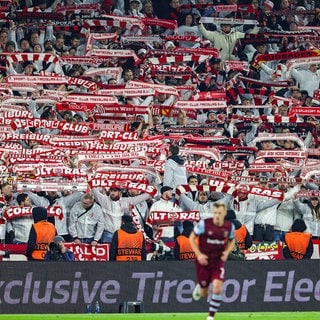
[165,41,176,50]
[264,0,274,10]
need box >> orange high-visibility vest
[176,235,196,260]
[116,229,144,261]
[285,232,312,260]
[235,225,247,252]
[32,221,56,260]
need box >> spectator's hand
[74,238,81,245]
[91,240,98,246]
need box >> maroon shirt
[194,218,234,262]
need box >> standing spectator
[189,203,235,320]
[274,183,301,241]
[27,190,83,242]
[290,64,320,97]
[109,215,146,261]
[163,145,187,192]
[148,186,182,242]
[6,193,33,244]
[179,190,215,219]
[177,13,202,48]
[197,21,259,61]
[283,219,313,260]
[294,197,320,239]
[92,186,150,243]
[69,193,104,245]
[26,207,56,261]
[1,182,16,206]
[44,235,75,262]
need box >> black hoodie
[168,154,185,165]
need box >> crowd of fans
[0,0,320,261]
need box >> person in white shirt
[148,186,182,242]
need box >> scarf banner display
[295,190,320,199]
[32,166,88,178]
[59,56,111,67]
[180,146,221,161]
[3,206,64,221]
[16,180,88,192]
[96,88,154,97]
[61,94,118,105]
[192,91,226,100]
[147,210,200,226]
[252,133,305,149]
[5,75,97,91]
[289,107,320,117]
[142,17,177,31]
[65,243,109,261]
[88,49,141,65]
[238,76,289,87]
[13,9,64,20]
[85,32,119,52]
[148,54,210,65]
[300,169,320,181]
[255,49,320,63]
[176,184,236,198]
[200,17,259,25]
[101,14,145,28]
[89,180,158,197]
[188,167,232,180]
[224,60,250,73]
[95,164,161,184]
[240,34,282,45]
[248,163,284,173]
[83,67,122,84]
[175,100,227,109]
[54,3,100,13]
[81,19,136,36]
[93,104,149,115]
[163,34,201,43]
[6,53,59,65]
[93,171,149,184]
[125,80,179,97]
[77,150,147,165]
[147,64,193,78]
[11,118,93,135]
[209,179,285,201]
[121,35,162,44]
[256,150,308,160]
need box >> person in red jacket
[283,219,313,260]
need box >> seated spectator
[44,235,75,261]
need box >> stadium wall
[0,260,319,313]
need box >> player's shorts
[195,259,225,288]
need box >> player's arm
[189,220,208,266]
[221,238,236,262]
[221,223,236,262]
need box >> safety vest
[285,232,312,260]
[234,225,247,252]
[116,229,144,261]
[176,235,195,260]
[32,221,56,260]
